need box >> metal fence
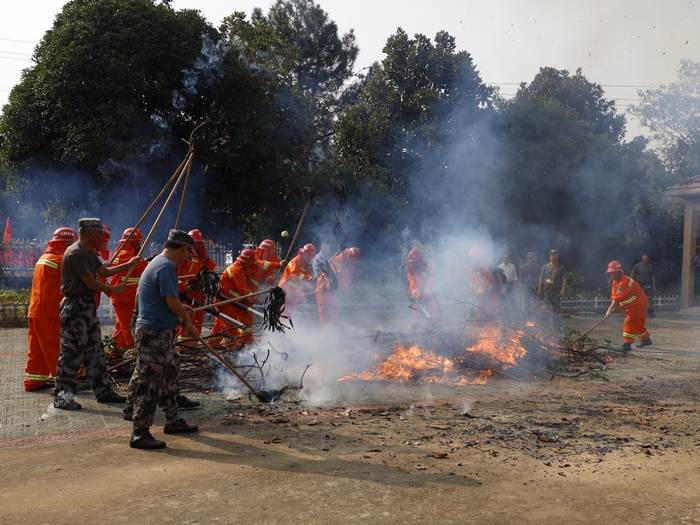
[0,294,681,323]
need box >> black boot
[636,338,652,348]
[620,342,632,352]
[130,431,166,449]
[176,395,200,409]
[163,418,198,434]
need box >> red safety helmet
[49,227,78,245]
[407,249,423,263]
[121,228,143,241]
[606,261,623,274]
[101,225,111,241]
[299,243,316,261]
[237,248,256,265]
[258,239,276,253]
[345,247,361,260]
[188,229,205,242]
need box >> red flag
[3,217,11,244]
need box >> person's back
[137,255,179,330]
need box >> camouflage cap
[78,218,107,233]
[527,252,536,257]
[167,229,195,248]
[550,249,559,255]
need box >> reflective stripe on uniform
[36,259,58,269]
[26,373,49,381]
[620,295,637,306]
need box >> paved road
[0,325,230,446]
[2,308,698,446]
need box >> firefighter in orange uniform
[213,249,259,346]
[175,229,218,340]
[279,244,316,319]
[109,228,148,350]
[407,249,440,331]
[316,247,361,333]
[254,239,282,288]
[24,228,78,391]
[94,225,111,308]
[466,247,497,323]
[605,261,652,351]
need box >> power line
[0,50,32,57]
[0,37,37,45]
[0,55,31,62]
[487,82,660,89]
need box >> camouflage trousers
[128,327,180,435]
[53,296,111,399]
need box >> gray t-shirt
[61,241,101,295]
[630,263,655,284]
[520,262,538,285]
[539,262,566,295]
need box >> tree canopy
[631,59,700,180]
[0,1,686,282]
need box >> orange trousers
[212,307,255,346]
[622,303,650,343]
[112,301,136,349]
[175,310,206,342]
[24,318,61,391]
[317,291,338,333]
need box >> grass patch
[0,288,31,305]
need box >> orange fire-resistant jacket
[331,252,358,292]
[611,273,649,313]
[28,244,66,319]
[110,243,148,304]
[25,244,67,389]
[177,253,218,298]
[253,249,280,287]
[279,255,314,297]
[466,265,495,297]
[407,265,435,302]
[219,261,258,307]
[212,260,258,342]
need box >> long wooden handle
[191,288,274,313]
[174,156,193,229]
[108,155,190,265]
[197,334,262,397]
[280,197,312,274]
[119,154,191,283]
[569,316,609,346]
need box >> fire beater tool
[181,296,245,328]
[118,155,192,283]
[191,288,275,313]
[411,298,432,319]
[568,315,610,347]
[279,187,315,275]
[196,334,283,403]
[108,154,192,265]
[217,293,264,319]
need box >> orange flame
[340,325,530,385]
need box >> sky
[1,0,699,139]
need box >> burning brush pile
[341,321,613,386]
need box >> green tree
[333,29,493,245]
[492,68,678,278]
[0,0,215,172]
[631,59,700,181]
[517,67,626,142]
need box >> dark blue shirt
[136,255,179,330]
